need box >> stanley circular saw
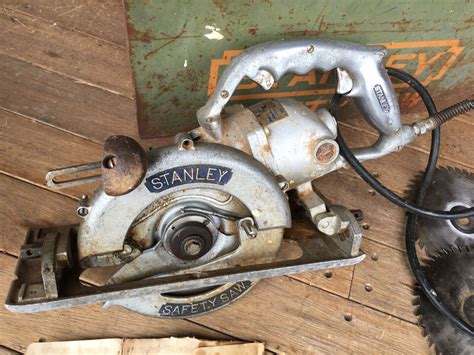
[4,39,474,321]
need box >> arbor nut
[315,139,339,165]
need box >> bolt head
[183,239,202,256]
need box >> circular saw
[4,38,459,318]
[414,246,474,354]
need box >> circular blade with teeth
[414,246,474,354]
[412,167,474,256]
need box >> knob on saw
[45,135,147,196]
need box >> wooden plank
[0,345,20,355]
[3,1,127,47]
[193,277,429,354]
[25,338,264,355]
[0,7,132,96]
[0,254,231,353]
[0,173,80,256]
[350,239,417,323]
[291,267,354,299]
[0,109,101,198]
[0,54,136,143]
[0,55,172,146]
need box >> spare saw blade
[414,245,474,354]
[412,167,474,256]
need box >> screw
[220,90,230,99]
[365,284,373,292]
[371,254,379,261]
[307,45,315,53]
[77,206,89,217]
[324,271,333,279]
[103,155,117,169]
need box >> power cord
[332,67,474,335]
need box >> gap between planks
[0,51,133,100]
[0,107,104,146]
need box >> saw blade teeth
[412,245,473,354]
[440,165,474,179]
[404,170,425,201]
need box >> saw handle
[197,39,401,139]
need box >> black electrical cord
[332,67,474,335]
[335,126,474,218]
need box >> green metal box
[124,0,473,138]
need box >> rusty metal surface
[124,0,473,138]
[102,135,147,196]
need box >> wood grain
[0,109,102,198]
[0,254,231,353]
[3,1,127,47]
[350,239,418,323]
[0,7,132,96]
[193,277,429,354]
[0,54,173,147]
[0,173,80,255]
[0,54,136,143]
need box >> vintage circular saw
[4,39,463,318]
[414,246,474,354]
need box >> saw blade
[414,246,474,354]
[412,167,474,256]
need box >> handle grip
[197,39,401,139]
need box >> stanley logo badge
[145,164,233,193]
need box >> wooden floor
[0,1,473,354]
